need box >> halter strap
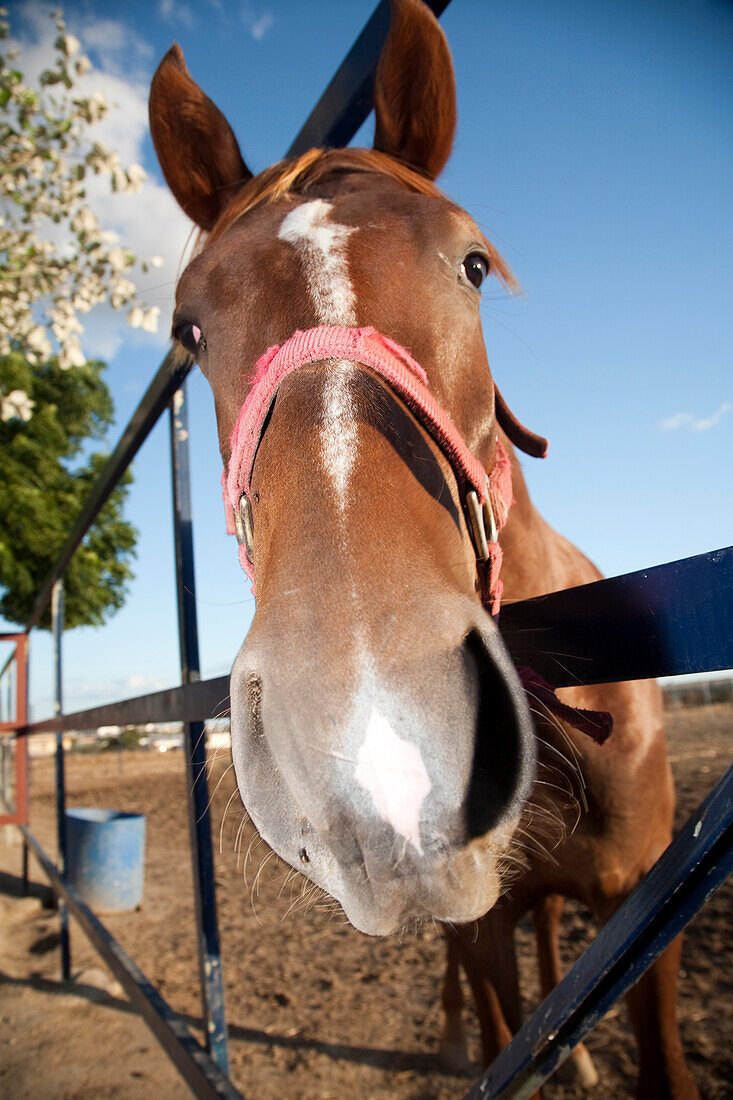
[223,325,512,612]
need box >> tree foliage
[0,350,136,629]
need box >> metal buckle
[233,495,255,561]
[466,477,498,562]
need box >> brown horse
[149,1,699,1095]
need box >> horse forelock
[197,146,517,292]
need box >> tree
[0,10,160,629]
[0,350,136,629]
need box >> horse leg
[533,894,599,1088]
[448,910,543,1099]
[624,934,699,1100]
[593,893,699,1100]
[438,934,473,1073]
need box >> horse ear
[149,43,252,231]
[373,0,457,179]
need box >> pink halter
[223,325,512,613]
[221,324,612,744]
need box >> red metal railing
[0,632,28,826]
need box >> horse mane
[203,147,517,291]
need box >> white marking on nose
[277,199,357,325]
[355,707,432,856]
[278,199,359,511]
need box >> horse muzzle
[229,604,535,936]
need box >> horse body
[149,1,698,1095]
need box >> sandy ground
[0,702,730,1099]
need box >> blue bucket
[65,808,146,912]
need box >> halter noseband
[223,325,512,613]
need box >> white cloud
[157,0,197,31]
[659,412,694,431]
[126,673,167,693]
[9,4,153,83]
[660,403,730,433]
[74,18,154,77]
[61,672,168,714]
[242,5,273,41]
[691,402,731,432]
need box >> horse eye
[173,321,205,356]
[461,253,490,290]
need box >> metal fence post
[51,580,71,980]
[170,381,229,1072]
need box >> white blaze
[278,199,359,509]
[355,707,432,856]
[277,199,356,325]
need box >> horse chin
[338,862,506,941]
[303,839,507,938]
[241,779,511,937]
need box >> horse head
[150,0,542,935]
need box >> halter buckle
[466,477,498,562]
[233,495,255,561]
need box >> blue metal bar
[20,824,244,1099]
[51,580,71,981]
[500,546,733,687]
[462,765,733,1099]
[287,0,452,156]
[170,384,230,1073]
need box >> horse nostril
[462,628,535,839]
[245,671,263,738]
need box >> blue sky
[3,0,731,717]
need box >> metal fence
[1,3,731,1098]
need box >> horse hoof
[555,1042,599,1088]
[438,1040,475,1076]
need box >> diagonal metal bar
[462,765,733,1099]
[287,0,452,156]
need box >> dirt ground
[0,702,730,1100]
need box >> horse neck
[498,437,602,603]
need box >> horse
[148,1,699,1095]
